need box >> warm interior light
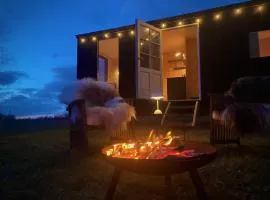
[140,42,144,46]
[196,18,202,24]
[80,38,86,43]
[145,28,150,32]
[104,33,110,38]
[214,13,222,20]
[235,8,243,15]
[175,52,181,57]
[130,30,135,35]
[182,53,186,60]
[117,32,123,37]
[161,23,167,28]
[92,36,97,42]
[178,21,183,26]
[257,5,265,13]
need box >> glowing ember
[102,130,204,159]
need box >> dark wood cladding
[119,36,136,98]
[76,0,270,115]
[198,4,270,113]
[77,41,98,80]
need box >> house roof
[76,0,269,39]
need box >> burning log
[103,130,204,160]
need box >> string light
[80,38,86,43]
[117,32,123,38]
[104,33,110,38]
[178,21,183,26]
[234,8,243,15]
[130,30,135,36]
[161,23,167,28]
[214,13,222,21]
[91,36,97,42]
[145,27,150,32]
[256,5,265,13]
[196,18,202,24]
[80,3,269,41]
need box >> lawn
[1,121,270,200]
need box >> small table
[103,142,217,200]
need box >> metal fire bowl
[102,142,217,176]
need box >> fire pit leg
[165,175,176,200]
[105,168,122,200]
[189,169,208,200]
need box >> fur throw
[213,103,270,134]
[225,76,270,103]
[59,78,136,131]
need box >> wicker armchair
[209,93,240,146]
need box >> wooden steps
[161,100,199,127]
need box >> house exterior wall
[199,6,270,113]
[76,1,270,116]
[77,41,98,80]
[119,36,136,99]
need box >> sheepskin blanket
[212,76,270,134]
[225,76,270,103]
[213,103,270,134]
[59,78,136,132]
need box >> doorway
[162,24,200,100]
[98,38,119,90]
[135,20,201,101]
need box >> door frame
[135,19,163,99]
[161,23,202,100]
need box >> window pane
[151,56,160,70]
[140,25,150,41]
[150,43,160,58]
[140,53,150,68]
[150,29,160,44]
[140,40,150,54]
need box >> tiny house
[76,0,270,115]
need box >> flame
[103,130,203,159]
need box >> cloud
[35,65,76,98]
[0,65,75,116]
[18,88,38,95]
[0,71,28,85]
[0,95,63,116]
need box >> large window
[139,25,161,70]
[249,30,270,58]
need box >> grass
[1,122,270,200]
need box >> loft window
[249,30,270,58]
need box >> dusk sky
[0,0,246,116]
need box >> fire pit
[102,130,216,200]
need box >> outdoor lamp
[151,96,163,115]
